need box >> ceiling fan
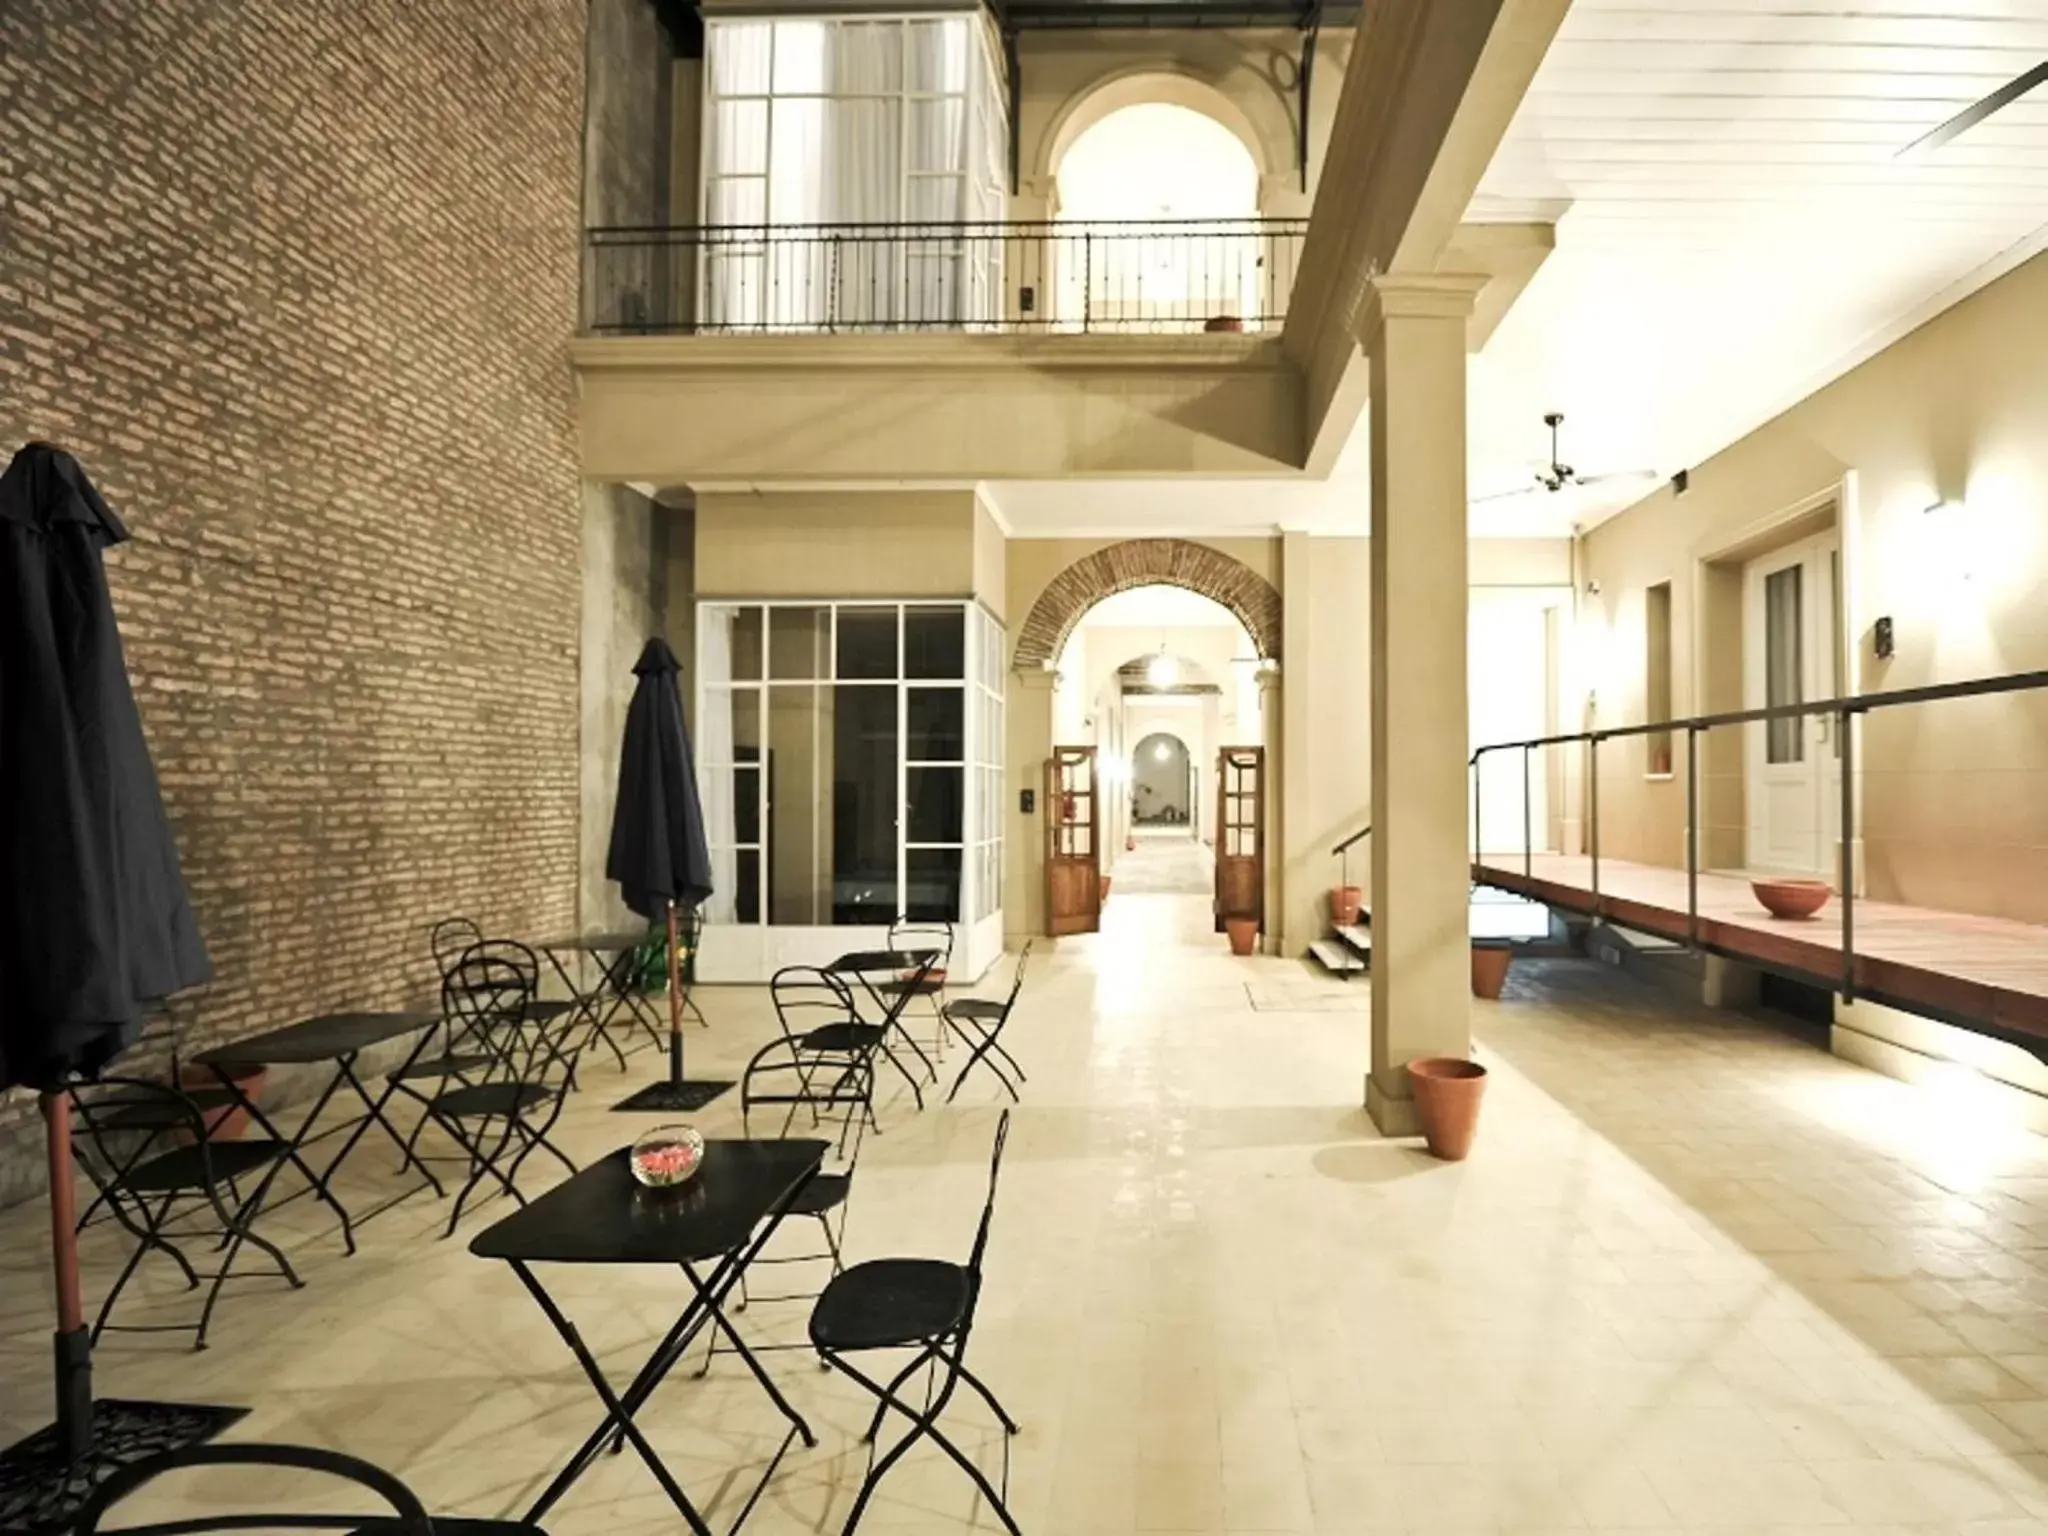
[1900,60,2048,159]
[1472,412,1658,505]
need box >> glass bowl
[630,1124,706,1189]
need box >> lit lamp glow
[1146,651,1179,689]
[1153,740,1172,762]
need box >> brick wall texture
[1012,539,1284,670]
[0,0,589,1197]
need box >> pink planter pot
[175,1063,267,1143]
[1225,917,1259,956]
[1331,885,1364,927]
[1752,878,1831,920]
[1470,945,1512,999]
[1406,1057,1488,1161]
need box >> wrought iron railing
[582,218,1308,336]
[1470,669,2048,1007]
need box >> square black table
[470,1138,829,1535]
[196,1011,443,1255]
[827,949,941,1110]
[533,931,666,1075]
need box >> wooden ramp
[1472,854,2048,1054]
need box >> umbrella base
[613,1079,734,1113]
[0,1399,247,1532]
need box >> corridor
[1108,829,1214,896]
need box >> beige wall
[1579,250,2048,924]
[973,492,1009,621]
[1012,28,1353,221]
[695,489,978,598]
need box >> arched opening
[1131,730,1194,827]
[1049,102,1264,332]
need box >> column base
[1364,1069,1420,1137]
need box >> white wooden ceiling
[1465,0,2048,534]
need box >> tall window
[701,14,1006,330]
[1645,581,1673,775]
[698,600,1003,929]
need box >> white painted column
[1364,273,1485,1135]
[1007,666,1060,940]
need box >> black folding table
[826,949,940,1110]
[533,931,666,1074]
[469,1138,828,1535]
[194,1012,443,1255]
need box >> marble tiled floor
[8,894,2048,1533]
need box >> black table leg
[512,1262,715,1536]
[208,1065,359,1256]
[540,947,624,1080]
[316,1048,446,1201]
[680,1261,816,1449]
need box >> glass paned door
[1214,747,1264,934]
[1044,746,1099,937]
[1744,529,1841,877]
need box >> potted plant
[1203,315,1244,333]
[175,1062,267,1142]
[1406,1056,1488,1160]
[1331,885,1364,927]
[1470,941,1512,999]
[1225,916,1259,956]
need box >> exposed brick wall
[1012,538,1284,669]
[0,0,587,1198]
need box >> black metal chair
[809,1110,1019,1536]
[942,940,1033,1104]
[876,918,954,1058]
[742,968,887,1151]
[75,1440,545,1536]
[421,941,586,1236]
[68,1078,303,1351]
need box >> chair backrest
[889,916,954,973]
[770,966,860,1043]
[77,1441,433,1536]
[1011,938,1035,989]
[430,916,483,979]
[70,1076,229,1190]
[445,939,562,1083]
[964,1108,1012,1288]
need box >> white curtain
[698,613,740,922]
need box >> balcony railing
[582,218,1309,337]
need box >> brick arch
[1012,539,1281,671]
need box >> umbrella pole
[42,1092,93,1462]
[666,899,685,1087]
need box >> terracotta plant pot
[1126,833,1137,851]
[1331,885,1364,928]
[1470,943,1512,999]
[1203,315,1245,333]
[1752,877,1831,920]
[175,1063,267,1143]
[1406,1057,1488,1161]
[1225,916,1259,956]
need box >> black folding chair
[390,920,506,1138]
[875,918,954,1058]
[943,940,1033,1104]
[421,941,587,1236]
[75,1440,544,1536]
[809,1110,1019,1536]
[69,1078,304,1351]
[742,968,887,1152]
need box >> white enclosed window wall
[701,12,1008,331]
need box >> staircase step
[1309,939,1367,976]
[1336,924,1372,955]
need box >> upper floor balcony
[582,215,1308,335]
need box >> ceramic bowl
[1751,878,1832,920]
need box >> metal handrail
[1468,667,2048,1004]
[1329,822,1372,856]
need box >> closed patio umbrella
[605,637,728,1112]
[0,443,238,1530]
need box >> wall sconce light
[1874,615,1895,660]
[1584,579,1602,596]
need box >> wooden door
[1043,747,1101,936]
[1214,746,1265,934]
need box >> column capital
[1011,664,1060,692]
[1357,271,1488,340]
[1254,659,1283,693]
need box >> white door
[1743,531,1843,877]
[1470,589,1555,857]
